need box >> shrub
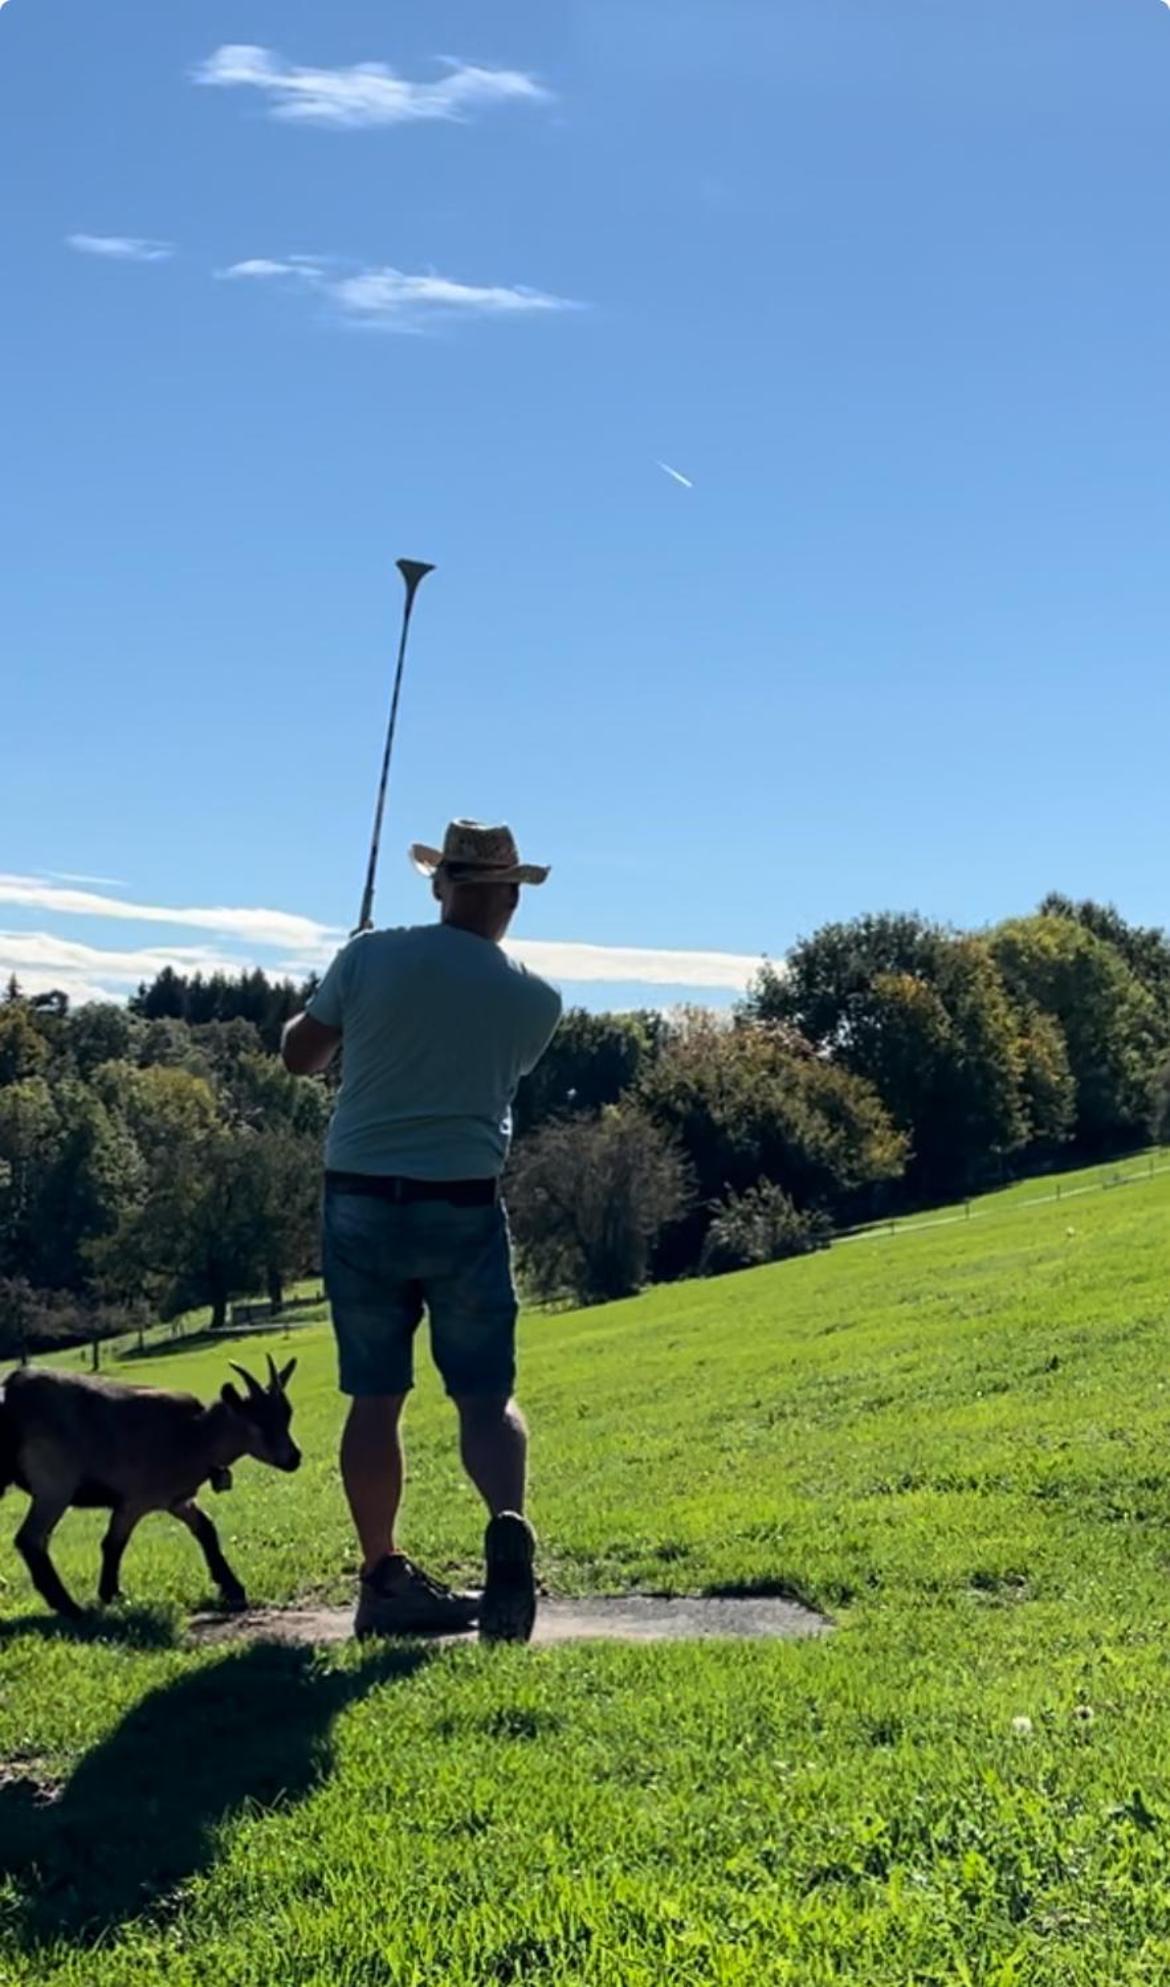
[508,1104,693,1306]
[0,1276,149,1360]
[700,1180,832,1277]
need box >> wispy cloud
[42,870,127,889]
[194,45,549,129]
[333,268,575,324]
[67,234,173,263]
[0,931,247,1007]
[0,876,332,956]
[216,258,300,281]
[506,941,760,992]
[1,876,761,1001]
[216,255,579,330]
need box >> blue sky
[3,0,1170,1010]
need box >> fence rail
[841,1150,1170,1249]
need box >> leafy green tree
[102,1122,264,1331]
[1014,1004,1077,1150]
[1040,895,1170,1021]
[216,1045,330,1140]
[164,1130,274,1330]
[101,1062,220,1160]
[636,1011,905,1272]
[513,1008,664,1136]
[129,966,311,1050]
[990,915,1163,1151]
[747,918,1074,1193]
[1150,1059,1170,1146]
[26,1079,143,1292]
[509,1104,692,1304]
[250,1127,322,1312]
[0,1078,61,1279]
[700,1180,831,1276]
[136,1016,203,1070]
[0,1004,50,1087]
[92,1056,325,1321]
[64,1002,134,1078]
[845,944,1029,1193]
[130,964,187,1022]
[746,913,950,1045]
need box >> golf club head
[397,558,435,599]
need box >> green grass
[5,1169,1170,1981]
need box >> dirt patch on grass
[190,1592,831,1649]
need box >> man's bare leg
[340,1394,407,1574]
[457,1395,536,1643]
[455,1394,528,1515]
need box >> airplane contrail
[657,460,694,490]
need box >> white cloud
[0,931,245,1006]
[0,876,333,955]
[506,940,761,992]
[42,870,127,888]
[332,269,574,323]
[0,878,762,1001]
[217,254,578,328]
[193,45,549,129]
[216,258,297,281]
[67,234,173,263]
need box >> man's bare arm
[281,1011,341,1077]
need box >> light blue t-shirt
[308,923,562,1180]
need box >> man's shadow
[0,1636,435,1949]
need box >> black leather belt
[325,1170,498,1207]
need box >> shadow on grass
[702,1576,824,1611]
[0,1638,435,1950]
[0,1606,178,1652]
[116,1316,322,1364]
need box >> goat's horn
[266,1353,279,1392]
[229,1362,263,1399]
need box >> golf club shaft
[357,559,434,933]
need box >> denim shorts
[322,1183,518,1399]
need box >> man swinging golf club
[282,821,561,1642]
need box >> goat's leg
[98,1505,142,1605]
[171,1500,247,1611]
[15,1495,81,1619]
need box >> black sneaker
[354,1554,479,1639]
[480,1512,537,1644]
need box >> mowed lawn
[3,1172,1170,1982]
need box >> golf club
[356,557,435,933]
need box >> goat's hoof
[222,1592,249,1615]
[99,1591,123,1608]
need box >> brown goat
[0,1355,300,1619]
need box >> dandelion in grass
[1011,1715,1034,1737]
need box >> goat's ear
[278,1357,297,1390]
[220,1382,244,1412]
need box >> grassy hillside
[2,1166,1170,1981]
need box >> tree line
[512,896,1170,1299]
[0,987,328,1356]
[3,894,1170,1342]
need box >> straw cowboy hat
[409,820,550,887]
